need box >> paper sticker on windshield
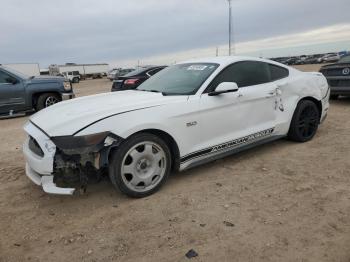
[187,65,207,71]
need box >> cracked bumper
[23,122,75,195]
[25,164,75,195]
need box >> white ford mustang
[23,56,329,197]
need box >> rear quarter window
[269,64,289,81]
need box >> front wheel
[36,93,61,111]
[109,133,171,198]
[288,100,320,142]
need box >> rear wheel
[109,133,171,198]
[72,77,80,83]
[288,100,320,142]
[36,93,61,111]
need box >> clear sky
[1,0,349,68]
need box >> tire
[73,77,80,83]
[330,94,339,100]
[109,133,172,198]
[36,93,61,111]
[288,100,320,142]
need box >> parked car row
[271,52,346,66]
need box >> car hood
[28,75,65,84]
[320,63,350,70]
[30,90,186,137]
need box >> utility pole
[216,46,219,57]
[227,0,234,56]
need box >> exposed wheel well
[32,92,61,108]
[133,129,181,172]
[299,97,322,121]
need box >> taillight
[125,79,139,85]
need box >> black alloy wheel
[288,100,320,142]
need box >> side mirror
[208,82,239,96]
[6,77,18,85]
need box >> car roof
[179,56,284,68]
[143,65,167,70]
[122,66,166,77]
[137,66,166,73]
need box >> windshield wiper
[136,89,182,96]
[137,89,162,93]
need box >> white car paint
[23,56,330,195]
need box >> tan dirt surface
[1,68,350,262]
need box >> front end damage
[23,121,121,195]
[52,135,120,193]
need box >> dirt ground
[1,65,350,262]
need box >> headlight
[63,81,72,91]
[52,132,110,150]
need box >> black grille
[322,68,345,76]
[29,136,44,157]
[328,79,350,87]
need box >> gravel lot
[1,65,350,262]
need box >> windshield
[136,63,219,95]
[339,55,350,63]
[3,66,30,79]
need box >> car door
[235,61,279,135]
[0,69,25,114]
[197,61,277,153]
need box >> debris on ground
[223,221,235,227]
[185,249,198,259]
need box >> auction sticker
[187,65,208,71]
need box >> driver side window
[206,61,270,92]
[0,71,12,84]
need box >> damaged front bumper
[23,121,120,195]
[23,122,76,195]
[25,163,75,195]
